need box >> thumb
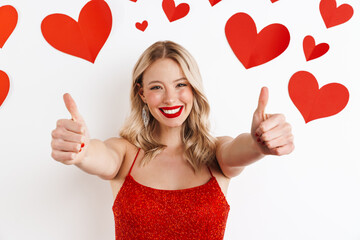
[63,93,84,122]
[255,87,269,119]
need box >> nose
[163,88,176,105]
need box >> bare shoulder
[208,158,231,197]
[216,136,233,149]
[209,157,231,184]
[214,135,233,171]
[214,136,245,179]
[104,137,138,178]
[105,137,139,175]
[106,138,139,199]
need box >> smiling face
[139,58,194,130]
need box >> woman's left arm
[216,87,295,178]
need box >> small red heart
[303,35,329,61]
[41,0,112,63]
[130,0,137,2]
[136,20,148,32]
[162,0,190,22]
[288,71,349,123]
[0,5,18,48]
[225,12,290,69]
[0,70,10,107]
[271,0,279,2]
[209,0,222,7]
[320,0,353,28]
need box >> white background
[0,0,359,239]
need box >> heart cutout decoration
[41,0,112,63]
[320,0,353,28]
[303,35,329,61]
[0,70,10,107]
[136,20,148,32]
[209,0,222,7]
[288,71,349,123]
[225,12,290,69]
[162,0,190,22]
[0,5,18,48]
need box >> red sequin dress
[112,149,230,240]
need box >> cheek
[179,88,194,104]
[145,92,162,106]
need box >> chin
[161,121,185,128]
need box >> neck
[156,124,184,149]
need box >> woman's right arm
[74,138,126,180]
[51,93,125,180]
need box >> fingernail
[262,141,265,145]
[81,143,85,148]
[255,133,259,137]
[257,138,261,142]
[79,148,82,152]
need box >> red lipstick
[159,106,183,118]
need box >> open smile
[159,106,183,118]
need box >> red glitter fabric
[112,149,230,240]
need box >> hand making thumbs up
[251,87,294,156]
[51,93,90,165]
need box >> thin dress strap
[207,165,214,178]
[128,148,141,176]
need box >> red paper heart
[303,35,329,61]
[130,0,137,2]
[209,0,222,7]
[0,70,10,107]
[41,0,112,63]
[0,5,18,48]
[320,0,353,28]
[288,71,349,123]
[271,0,279,3]
[225,12,290,69]
[136,20,148,32]
[162,0,190,22]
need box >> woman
[51,41,294,239]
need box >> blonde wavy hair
[119,41,217,173]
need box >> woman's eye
[150,86,161,90]
[177,83,187,87]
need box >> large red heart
[41,0,112,63]
[0,70,10,107]
[225,12,290,69]
[162,0,190,22]
[0,5,18,48]
[320,0,353,28]
[288,71,349,123]
[303,35,329,61]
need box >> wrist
[250,134,266,158]
[74,139,91,166]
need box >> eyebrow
[147,77,187,85]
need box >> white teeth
[163,107,181,114]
